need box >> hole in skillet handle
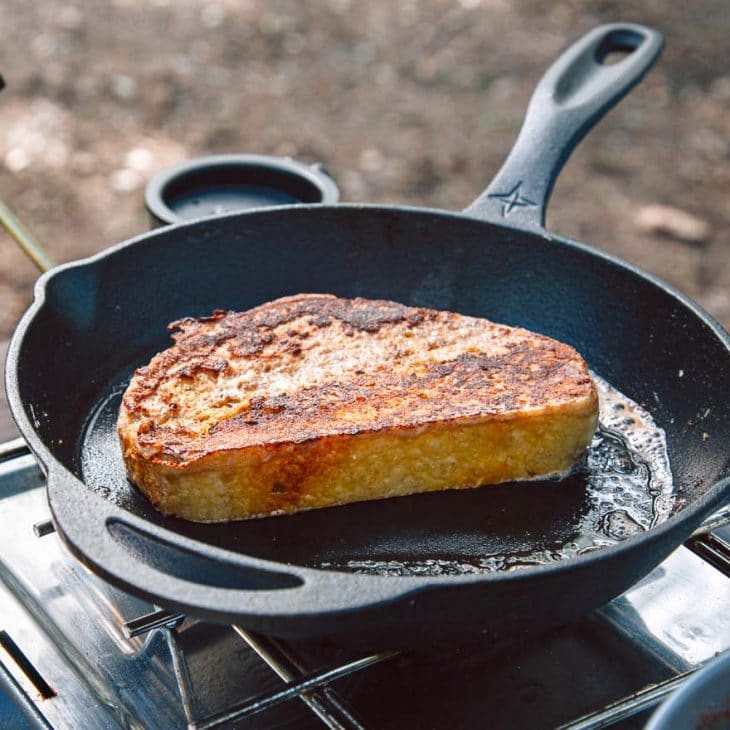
[553,26,656,107]
[595,28,644,65]
[144,154,340,228]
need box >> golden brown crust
[118,294,597,471]
[120,405,598,522]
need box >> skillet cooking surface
[82,383,592,570]
[80,368,673,574]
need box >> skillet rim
[4,203,730,619]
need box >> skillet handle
[45,466,408,626]
[463,23,663,229]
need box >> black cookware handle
[46,465,411,622]
[463,23,663,229]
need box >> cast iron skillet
[6,24,729,646]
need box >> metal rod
[122,609,185,638]
[693,504,730,536]
[164,628,201,725]
[555,669,698,730]
[0,649,53,729]
[0,200,55,273]
[0,438,30,462]
[32,520,55,538]
[191,648,397,730]
[686,533,730,577]
[0,630,55,700]
[233,626,372,730]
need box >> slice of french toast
[117,294,598,522]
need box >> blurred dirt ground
[0,0,728,340]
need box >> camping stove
[0,436,728,729]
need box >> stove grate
[113,512,730,730]
[2,438,728,730]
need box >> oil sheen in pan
[80,373,676,576]
[322,374,676,576]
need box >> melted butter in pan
[330,373,676,576]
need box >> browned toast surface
[118,295,598,521]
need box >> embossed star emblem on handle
[487,182,537,217]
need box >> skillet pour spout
[5,23,729,647]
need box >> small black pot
[144,154,340,226]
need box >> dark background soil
[0,0,728,340]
